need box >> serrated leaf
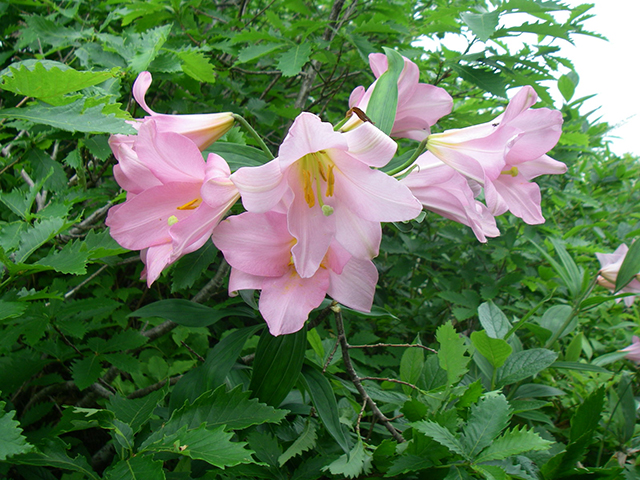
[302,366,350,454]
[495,349,557,388]
[177,50,216,84]
[475,426,551,463]
[71,355,104,390]
[0,402,33,461]
[107,388,165,434]
[130,298,253,327]
[323,437,372,479]
[0,300,27,321]
[615,240,640,293]
[104,455,165,480]
[471,331,512,369]
[101,330,148,353]
[129,25,172,73]
[171,239,218,292]
[570,386,605,443]
[236,43,286,64]
[461,394,512,458]
[278,420,317,466]
[450,64,506,98]
[461,10,500,42]
[472,464,508,480]
[0,63,118,105]
[247,430,281,467]
[436,321,470,385]
[35,240,92,275]
[145,424,254,468]
[411,420,467,457]
[10,438,99,480]
[477,301,511,339]
[277,42,312,77]
[0,99,136,134]
[14,216,68,264]
[249,326,307,407]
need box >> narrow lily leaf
[129,299,254,328]
[366,47,404,135]
[615,239,640,293]
[302,365,351,454]
[249,326,307,407]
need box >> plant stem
[387,137,429,176]
[231,114,274,159]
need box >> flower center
[299,150,335,215]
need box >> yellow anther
[167,215,179,226]
[326,164,335,197]
[303,170,315,208]
[501,166,519,177]
[176,198,202,210]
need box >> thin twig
[333,304,405,443]
[349,343,437,354]
[126,375,182,400]
[323,339,340,373]
[360,376,420,390]
[355,399,367,437]
[181,341,205,362]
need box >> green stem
[504,291,555,340]
[386,138,429,176]
[231,114,274,159]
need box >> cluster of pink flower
[106,53,566,336]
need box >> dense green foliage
[1,0,639,478]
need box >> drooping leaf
[302,365,350,454]
[277,42,312,77]
[0,402,33,461]
[130,298,254,328]
[14,217,68,264]
[249,326,307,407]
[366,47,404,134]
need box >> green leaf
[0,63,118,105]
[302,365,350,454]
[570,386,605,443]
[107,388,166,434]
[236,43,287,64]
[171,240,218,292]
[177,50,216,84]
[14,217,68,264]
[450,64,506,98]
[471,331,512,369]
[436,321,470,385]
[104,455,166,480]
[277,42,312,77]
[475,426,551,463]
[461,394,512,458]
[71,355,103,390]
[460,10,500,42]
[278,420,317,466]
[477,301,511,339]
[0,300,27,321]
[472,464,508,480]
[130,299,253,327]
[249,326,307,407]
[0,99,136,134]
[208,142,272,170]
[144,424,254,468]
[399,336,424,394]
[10,438,99,480]
[615,240,640,293]
[246,430,281,467]
[35,240,92,275]
[366,47,404,134]
[0,401,33,461]
[550,361,609,374]
[323,437,373,479]
[557,71,578,102]
[495,349,557,388]
[129,25,172,73]
[411,420,467,458]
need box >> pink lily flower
[426,86,566,224]
[400,152,499,242]
[106,120,240,285]
[131,71,235,150]
[596,244,640,306]
[230,112,422,278]
[212,211,378,336]
[621,336,640,363]
[343,53,453,140]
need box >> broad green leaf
[130,299,253,327]
[436,322,470,385]
[400,336,424,394]
[557,71,579,102]
[249,326,307,407]
[107,388,166,434]
[278,420,317,466]
[144,424,254,468]
[71,355,103,390]
[0,402,33,461]
[0,63,118,105]
[0,99,136,134]
[323,437,373,479]
[236,43,287,64]
[171,241,218,292]
[470,331,512,369]
[475,426,551,463]
[277,42,312,77]
[460,10,500,42]
[570,386,605,443]
[176,50,216,84]
[208,142,272,170]
[461,394,511,458]
[612,373,635,443]
[477,301,511,339]
[450,64,507,98]
[472,464,508,480]
[302,366,350,454]
[495,349,557,388]
[564,333,583,362]
[615,240,640,293]
[0,300,27,321]
[366,47,404,134]
[104,455,165,480]
[246,430,281,467]
[411,420,467,458]
[444,466,474,480]
[10,438,99,480]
